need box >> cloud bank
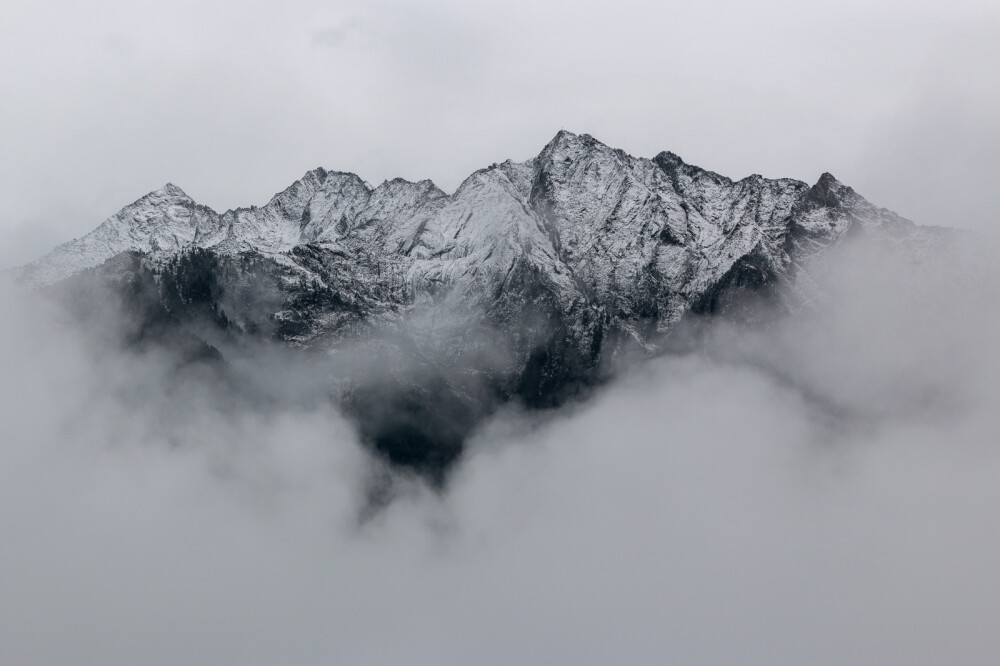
[1,232,998,665]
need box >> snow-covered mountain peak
[539,129,621,166]
[153,182,192,199]
[19,131,929,302]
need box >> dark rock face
[20,131,946,480]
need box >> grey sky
[1,0,998,269]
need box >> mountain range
[16,130,954,479]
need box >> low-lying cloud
[1,232,998,665]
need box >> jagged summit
[806,172,849,207]
[18,131,919,298]
[653,150,685,167]
[544,128,583,150]
[20,132,921,296]
[157,182,190,198]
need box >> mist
[1,230,999,665]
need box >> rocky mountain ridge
[17,131,947,478]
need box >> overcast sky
[1,0,998,268]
